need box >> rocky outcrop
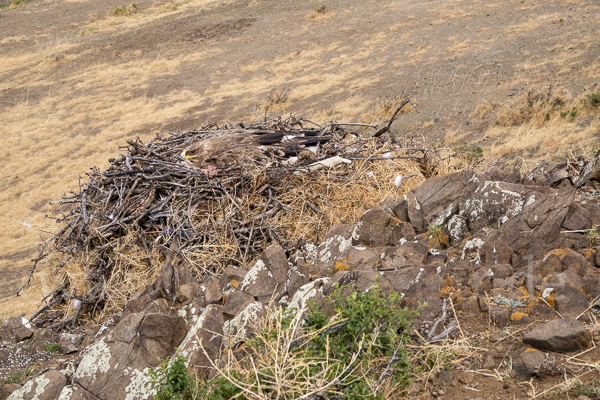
[10,160,600,399]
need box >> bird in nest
[180,129,331,172]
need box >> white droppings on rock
[20,317,32,329]
[525,194,536,207]
[178,308,187,318]
[429,248,441,256]
[399,238,407,245]
[123,367,154,400]
[413,193,421,210]
[74,337,112,382]
[436,266,442,274]
[487,268,494,277]
[240,259,267,291]
[353,246,367,250]
[179,306,209,363]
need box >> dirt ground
[0,0,599,332]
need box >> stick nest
[23,113,462,329]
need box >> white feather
[394,175,403,187]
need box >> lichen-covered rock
[57,384,100,400]
[7,370,66,400]
[72,311,185,400]
[352,206,394,247]
[240,243,289,302]
[223,291,255,318]
[223,302,266,347]
[178,305,224,378]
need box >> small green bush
[582,90,600,109]
[4,369,31,384]
[147,285,418,399]
[148,351,194,400]
[560,106,578,122]
[43,342,60,353]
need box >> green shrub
[43,342,60,352]
[148,351,195,400]
[583,90,600,109]
[4,369,31,384]
[147,285,417,399]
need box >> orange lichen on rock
[334,260,350,273]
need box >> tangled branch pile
[22,113,462,328]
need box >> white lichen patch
[240,259,267,291]
[223,302,264,347]
[542,287,554,299]
[7,374,50,400]
[435,203,455,226]
[461,238,485,262]
[74,338,112,382]
[447,215,465,242]
[287,278,329,310]
[57,386,73,400]
[60,362,76,378]
[123,367,154,400]
[525,194,536,207]
[303,243,318,263]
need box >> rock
[1,317,34,344]
[352,206,394,247]
[56,384,99,400]
[575,152,600,187]
[219,265,247,289]
[60,343,79,354]
[447,214,468,246]
[552,286,589,318]
[481,352,496,369]
[510,309,530,325]
[72,311,186,399]
[223,302,266,347]
[311,224,359,275]
[379,242,428,270]
[489,305,510,327]
[13,326,34,343]
[489,264,513,279]
[7,370,66,400]
[240,243,289,302]
[457,296,479,314]
[409,170,477,231]
[514,348,547,379]
[500,184,574,262]
[285,266,311,298]
[382,196,409,222]
[563,202,591,230]
[482,231,513,265]
[175,283,197,304]
[523,319,592,352]
[468,267,493,295]
[204,280,223,305]
[223,291,255,318]
[179,305,224,377]
[59,333,84,345]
